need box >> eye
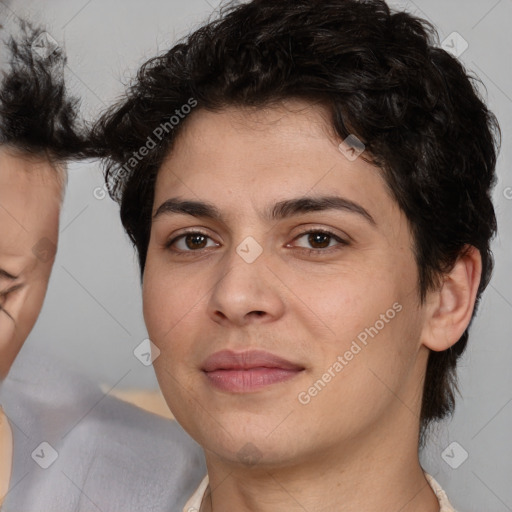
[0,284,23,320]
[165,231,219,252]
[290,229,348,252]
[0,283,24,302]
[0,287,13,303]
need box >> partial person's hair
[0,20,86,163]
[90,0,500,439]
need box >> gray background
[1,0,511,510]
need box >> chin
[193,419,304,466]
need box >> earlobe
[421,246,482,352]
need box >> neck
[0,406,13,507]
[201,411,439,512]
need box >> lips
[202,350,305,393]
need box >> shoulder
[1,346,205,512]
[63,395,206,512]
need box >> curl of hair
[0,20,87,162]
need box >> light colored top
[425,473,458,511]
[183,473,457,512]
[0,344,206,512]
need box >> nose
[207,248,285,327]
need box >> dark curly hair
[91,0,500,437]
[0,20,86,162]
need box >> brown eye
[290,229,349,254]
[307,232,331,249]
[184,233,208,250]
[166,231,218,253]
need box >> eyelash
[164,229,348,257]
[0,287,18,320]
[0,289,12,301]
[0,283,23,300]
[293,229,349,256]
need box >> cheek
[143,263,204,425]
[0,318,17,378]
[300,273,419,400]
[142,259,201,348]
[143,257,170,338]
[16,280,50,341]
[283,262,401,350]
[0,282,48,378]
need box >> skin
[0,146,62,379]
[143,100,481,511]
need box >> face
[0,147,62,378]
[143,101,431,469]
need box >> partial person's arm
[0,406,13,507]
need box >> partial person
[0,21,205,511]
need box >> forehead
[154,102,395,222]
[0,147,62,261]
[166,101,337,165]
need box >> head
[0,22,85,378]
[93,0,499,463]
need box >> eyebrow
[153,195,376,225]
[0,268,19,281]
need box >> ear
[421,246,482,352]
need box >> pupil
[308,232,330,248]
[186,234,207,249]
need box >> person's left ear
[421,245,482,352]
